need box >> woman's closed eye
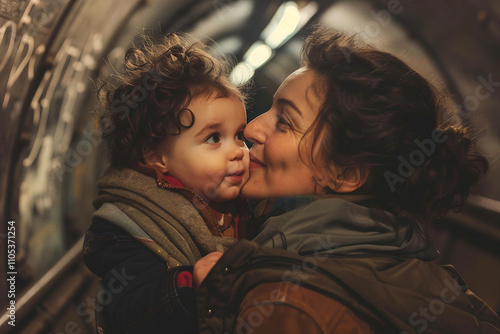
[276,112,292,132]
[205,133,221,144]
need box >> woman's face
[242,68,328,200]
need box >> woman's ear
[143,149,169,174]
[315,166,369,193]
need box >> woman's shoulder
[197,240,395,333]
[236,281,374,334]
[198,240,500,334]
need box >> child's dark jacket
[83,166,246,333]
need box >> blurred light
[261,2,318,49]
[230,62,255,85]
[244,41,273,69]
[297,2,319,30]
[231,2,318,84]
[263,2,300,49]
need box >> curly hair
[301,26,488,224]
[98,33,244,169]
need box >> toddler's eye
[206,133,221,144]
[235,131,245,141]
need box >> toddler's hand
[193,251,223,289]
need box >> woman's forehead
[276,68,323,113]
[277,68,318,94]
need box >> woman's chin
[240,190,260,201]
[241,182,266,201]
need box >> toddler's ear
[143,149,169,173]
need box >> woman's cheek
[241,170,265,199]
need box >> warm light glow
[263,2,301,49]
[230,2,318,84]
[244,42,273,69]
[230,62,255,85]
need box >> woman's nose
[244,113,268,145]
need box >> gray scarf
[92,167,237,267]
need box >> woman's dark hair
[301,26,488,224]
[98,33,244,169]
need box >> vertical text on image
[6,220,17,327]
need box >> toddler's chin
[211,188,242,203]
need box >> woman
[195,26,500,333]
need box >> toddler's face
[157,95,249,202]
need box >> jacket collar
[251,195,439,261]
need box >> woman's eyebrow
[276,98,303,117]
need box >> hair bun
[441,125,468,145]
[439,125,482,171]
[411,125,489,218]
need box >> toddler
[83,33,248,333]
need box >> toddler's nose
[229,140,245,160]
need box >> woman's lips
[249,154,265,171]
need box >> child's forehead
[192,90,243,103]
[184,93,246,121]
[189,93,245,109]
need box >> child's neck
[210,201,232,214]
